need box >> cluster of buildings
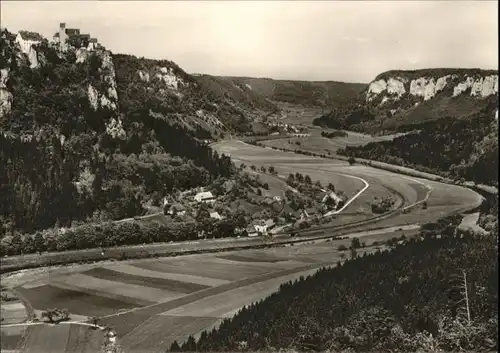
[53,23,100,51]
[266,121,302,134]
[161,181,345,238]
[14,23,100,56]
[163,190,223,220]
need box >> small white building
[168,204,186,216]
[246,225,259,237]
[15,31,43,68]
[322,191,343,205]
[15,31,43,53]
[209,212,223,220]
[194,191,215,203]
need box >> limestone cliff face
[366,70,498,105]
[0,68,13,118]
[87,50,120,114]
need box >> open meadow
[259,129,403,155]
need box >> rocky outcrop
[86,51,119,112]
[366,70,498,104]
[75,48,89,63]
[155,66,186,90]
[137,70,150,82]
[105,117,126,139]
[0,68,13,118]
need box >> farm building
[194,191,215,203]
[168,203,186,216]
[264,219,276,230]
[322,191,343,204]
[246,225,259,237]
[280,204,301,220]
[249,219,276,235]
[209,212,223,220]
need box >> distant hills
[218,76,366,108]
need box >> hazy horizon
[1,1,497,83]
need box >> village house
[209,211,224,220]
[301,207,320,219]
[245,225,259,237]
[280,204,301,221]
[168,203,186,216]
[194,191,215,204]
[248,218,276,236]
[264,219,276,231]
[53,23,99,51]
[322,191,343,205]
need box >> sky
[1,1,498,83]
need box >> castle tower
[59,22,68,51]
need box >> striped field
[7,243,358,352]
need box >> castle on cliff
[52,23,99,51]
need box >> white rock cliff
[367,73,498,104]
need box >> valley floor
[0,140,484,353]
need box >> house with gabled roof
[194,191,215,204]
[168,203,186,216]
[322,191,343,205]
[280,203,301,221]
[15,31,44,68]
[210,211,223,220]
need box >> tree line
[0,211,248,257]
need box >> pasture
[259,130,401,155]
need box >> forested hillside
[315,69,499,189]
[0,29,234,235]
[193,75,280,132]
[220,76,366,108]
[338,102,499,187]
[173,217,498,352]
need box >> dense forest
[171,217,498,352]
[312,104,375,131]
[338,103,499,186]
[0,30,233,235]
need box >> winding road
[1,139,485,353]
